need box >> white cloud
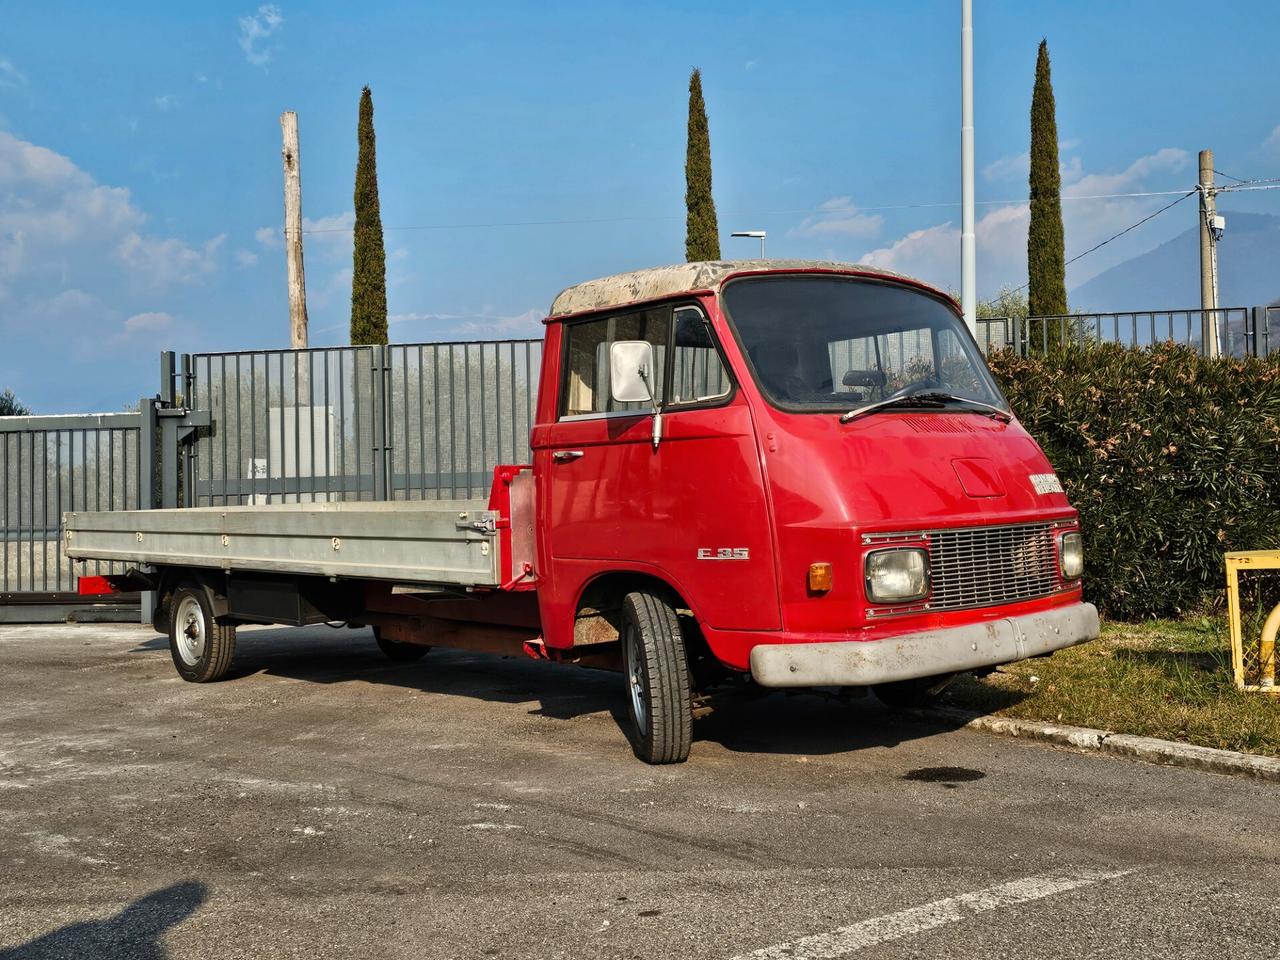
[0,130,222,343]
[302,211,355,249]
[982,152,1029,183]
[121,311,174,335]
[0,57,25,89]
[388,308,544,339]
[256,211,352,253]
[238,4,284,67]
[153,94,178,112]
[1063,147,1189,197]
[744,58,760,71]
[234,248,259,267]
[1262,125,1280,158]
[983,146,1086,184]
[117,233,224,288]
[789,197,883,240]
[309,265,352,310]
[859,147,1193,296]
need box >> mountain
[1070,211,1280,312]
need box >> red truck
[67,260,1098,763]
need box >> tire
[373,625,430,662]
[874,673,955,709]
[168,583,236,683]
[621,590,693,764]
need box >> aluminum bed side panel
[63,502,501,586]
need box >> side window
[669,307,732,405]
[560,307,669,418]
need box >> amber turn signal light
[808,562,833,594]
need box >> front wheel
[169,583,237,682]
[621,590,693,764]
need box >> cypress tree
[1027,39,1068,322]
[684,68,721,262]
[351,85,388,345]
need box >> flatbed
[64,499,501,587]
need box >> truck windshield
[720,275,1008,414]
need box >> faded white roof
[548,259,925,318]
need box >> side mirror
[609,341,656,404]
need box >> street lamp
[731,231,767,258]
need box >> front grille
[864,521,1070,614]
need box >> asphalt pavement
[1,621,1275,959]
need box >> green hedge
[987,344,1280,620]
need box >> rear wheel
[621,590,693,764]
[373,625,430,662]
[874,673,955,709]
[169,583,236,683]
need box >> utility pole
[960,0,977,336]
[281,111,309,350]
[1198,149,1220,357]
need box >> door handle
[552,450,585,462]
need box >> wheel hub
[174,597,206,665]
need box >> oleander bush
[987,344,1280,620]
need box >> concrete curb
[921,707,1280,783]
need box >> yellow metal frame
[1225,550,1280,693]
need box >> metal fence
[6,302,1277,623]
[977,305,1279,357]
[184,339,543,507]
[0,412,147,622]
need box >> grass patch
[940,617,1280,757]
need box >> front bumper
[749,602,1099,688]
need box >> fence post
[181,353,194,507]
[370,345,390,501]
[138,396,158,626]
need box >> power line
[1217,180,1280,191]
[294,188,1204,236]
[1013,189,1198,292]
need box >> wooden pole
[281,111,309,350]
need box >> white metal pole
[960,0,977,335]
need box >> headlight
[865,548,929,603]
[1059,531,1083,579]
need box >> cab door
[543,302,780,631]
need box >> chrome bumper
[749,602,1099,688]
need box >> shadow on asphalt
[130,626,976,757]
[0,880,206,960]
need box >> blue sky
[2,0,1279,412]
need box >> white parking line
[730,869,1133,960]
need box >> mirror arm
[639,367,663,450]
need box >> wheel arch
[569,567,724,686]
[153,566,230,630]
[572,569,694,645]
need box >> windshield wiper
[840,391,1012,424]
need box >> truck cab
[530,260,1097,760]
